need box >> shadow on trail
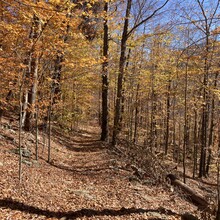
[47,128,112,175]
[65,139,106,153]
[49,160,111,175]
[0,198,178,219]
[68,142,106,153]
[53,129,106,153]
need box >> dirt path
[0,123,197,219]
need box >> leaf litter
[0,118,200,219]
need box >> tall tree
[112,0,170,146]
[112,0,132,146]
[101,1,109,141]
[23,13,42,131]
[197,0,219,177]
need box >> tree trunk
[128,91,134,142]
[150,69,157,150]
[101,2,109,141]
[206,73,218,175]
[23,14,41,131]
[19,82,23,183]
[52,53,63,105]
[216,121,220,220]
[193,110,198,178]
[47,101,52,163]
[133,83,140,144]
[165,76,171,155]
[35,106,39,161]
[172,91,177,161]
[51,19,70,111]
[199,69,209,178]
[112,0,132,146]
[198,0,212,177]
[120,48,131,131]
[183,58,189,183]
[24,55,39,131]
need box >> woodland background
[0,0,220,219]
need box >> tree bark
[206,73,218,175]
[150,73,157,150]
[120,48,131,131]
[196,0,219,178]
[199,57,209,178]
[52,53,63,105]
[19,80,23,183]
[193,109,198,178]
[133,83,140,144]
[112,0,132,146]
[23,14,41,131]
[101,2,109,141]
[24,54,39,131]
[216,121,220,220]
[47,100,52,163]
[183,57,189,183]
[35,106,39,161]
[165,76,171,155]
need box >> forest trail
[0,118,197,219]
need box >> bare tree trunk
[128,91,134,142]
[47,76,54,163]
[101,2,109,141]
[177,121,181,164]
[216,119,220,220]
[193,110,198,178]
[143,97,150,146]
[196,0,219,178]
[21,90,28,126]
[133,83,140,144]
[23,14,41,131]
[35,106,39,161]
[50,17,70,117]
[52,53,63,105]
[18,74,24,183]
[165,76,171,155]
[150,71,157,150]
[24,55,39,131]
[112,0,132,146]
[206,73,218,175]
[199,70,209,178]
[47,102,52,163]
[172,91,177,161]
[183,57,189,183]
[120,48,131,131]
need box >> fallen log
[166,174,209,209]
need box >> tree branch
[127,0,170,37]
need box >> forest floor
[0,116,215,220]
